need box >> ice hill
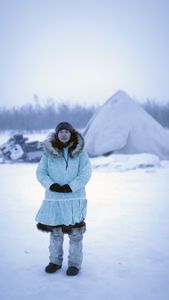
[84,91,169,160]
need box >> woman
[35,122,92,276]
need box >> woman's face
[58,129,71,143]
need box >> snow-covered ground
[0,160,169,299]
[0,132,169,300]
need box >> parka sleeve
[36,154,54,189]
[68,151,92,192]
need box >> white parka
[35,131,92,226]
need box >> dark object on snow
[0,134,43,163]
[45,262,62,273]
[66,266,79,276]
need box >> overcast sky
[0,0,169,107]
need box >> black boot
[45,263,62,273]
[66,266,79,276]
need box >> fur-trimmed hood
[43,130,85,159]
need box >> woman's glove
[49,183,72,193]
[49,183,64,192]
[62,184,72,193]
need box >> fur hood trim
[43,131,84,158]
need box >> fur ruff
[36,221,86,234]
[43,131,84,158]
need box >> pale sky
[0,0,169,107]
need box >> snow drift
[84,91,169,159]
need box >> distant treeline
[142,100,169,129]
[0,101,97,130]
[0,99,169,130]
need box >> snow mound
[91,153,161,172]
